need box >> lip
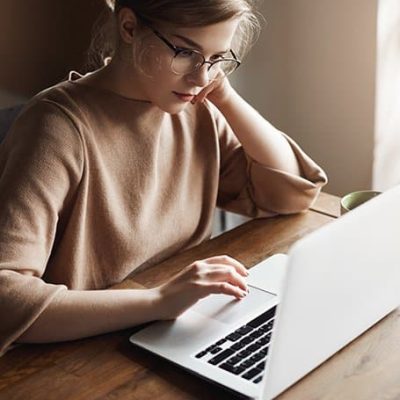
[173,91,196,102]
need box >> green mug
[340,190,381,215]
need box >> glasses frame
[146,25,241,77]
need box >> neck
[89,55,151,102]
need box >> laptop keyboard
[194,306,276,384]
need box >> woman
[0,0,327,354]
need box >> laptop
[129,185,400,399]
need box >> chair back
[0,104,24,144]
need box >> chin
[158,102,189,115]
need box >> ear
[117,7,139,44]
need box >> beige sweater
[0,77,327,354]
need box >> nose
[186,64,210,87]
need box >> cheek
[139,46,173,77]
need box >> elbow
[255,185,323,216]
[249,159,328,216]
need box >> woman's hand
[191,73,234,107]
[154,255,249,320]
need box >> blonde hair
[87,0,261,70]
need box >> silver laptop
[130,185,400,399]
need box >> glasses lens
[208,60,239,78]
[171,50,203,75]
[171,50,239,79]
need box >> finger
[195,78,222,102]
[200,281,248,300]
[202,265,248,292]
[194,87,212,103]
[204,255,249,277]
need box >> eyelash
[176,46,225,60]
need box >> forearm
[213,89,301,176]
[16,256,250,344]
[17,287,161,343]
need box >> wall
[235,0,378,196]
[1,0,380,197]
[373,0,400,191]
[0,0,106,107]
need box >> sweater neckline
[67,70,154,105]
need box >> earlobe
[118,8,138,44]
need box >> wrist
[145,287,165,320]
[210,84,238,110]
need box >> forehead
[167,18,240,52]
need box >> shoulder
[11,85,80,138]
[2,85,85,168]
[27,79,91,125]
[5,74,111,149]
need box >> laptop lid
[261,185,400,399]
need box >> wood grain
[309,192,341,218]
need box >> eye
[210,54,226,62]
[177,49,197,58]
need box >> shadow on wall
[0,0,107,101]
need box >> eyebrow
[172,34,229,55]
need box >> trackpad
[189,286,276,325]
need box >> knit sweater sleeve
[205,101,328,217]
[0,99,83,355]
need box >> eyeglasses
[149,27,241,80]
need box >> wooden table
[1,192,400,400]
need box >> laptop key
[242,367,261,380]
[250,352,264,362]
[208,349,234,365]
[238,349,252,358]
[256,332,272,346]
[210,346,223,354]
[247,343,261,353]
[226,356,242,365]
[255,360,266,371]
[253,376,263,384]
[239,358,256,369]
[250,329,264,339]
[219,363,246,375]
[230,342,246,351]
[247,306,277,328]
[260,320,274,333]
[236,325,253,335]
[226,332,241,342]
[195,350,208,358]
[241,336,255,345]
